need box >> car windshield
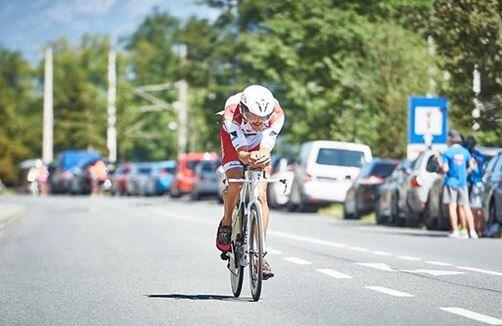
[200,160,220,172]
[186,160,200,170]
[316,148,366,168]
[138,167,151,174]
[370,162,398,178]
[160,167,175,174]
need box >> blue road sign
[408,97,448,144]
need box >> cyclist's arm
[260,103,285,153]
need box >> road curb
[0,204,27,226]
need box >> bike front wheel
[249,203,264,301]
[230,204,244,297]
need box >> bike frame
[227,169,285,267]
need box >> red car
[169,152,218,197]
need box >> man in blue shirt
[437,130,477,239]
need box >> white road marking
[349,246,369,252]
[284,257,312,265]
[269,231,347,248]
[455,266,502,277]
[401,269,464,276]
[365,286,414,297]
[317,268,352,279]
[396,255,422,261]
[356,262,397,272]
[440,307,502,325]
[425,260,452,266]
[371,251,393,256]
[266,248,282,255]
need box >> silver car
[402,150,443,226]
[191,160,221,200]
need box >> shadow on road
[146,294,253,302]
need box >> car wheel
[170,183,181,198]
[343,202,355,219]
[485,199,501,237]
[375,200,387,225]
[424,198,438,231]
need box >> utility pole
[107,50,117,163]
[43,48,53,164]
[472,65,481,131]
[174,80,188,156]
[174,44,188,156]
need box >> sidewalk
[0,203,26,225]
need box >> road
[1,195,501,326]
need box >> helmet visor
[240,103,271,122]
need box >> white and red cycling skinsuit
[220,92,285,172]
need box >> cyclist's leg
[219,126,244,227]
[257,181,269,236]
[221,167,244,226]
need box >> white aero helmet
[240,85,276,117]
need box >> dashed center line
[396,255,422,261]
[365,286,414,297]
[440,307,502,325]
[371,251,393,256]
[317,268,352,279]
[455,266,502,277]
[425,260,452,266]
[356,262,397,272]
[401,269,464,276]
[349,246,369,252]
[284,257,313,265]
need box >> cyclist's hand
[249,151,270,168]
[255,153,271,167]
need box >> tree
[432,0,501,145]
[0,48,38,185]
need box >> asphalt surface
[0,195,501,326]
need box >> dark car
[482,151,502,237]
[375,160,412,225]
[343,159,399,219]
[49,150,101,194]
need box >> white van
[288,140,372,210]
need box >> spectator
[464,135,486,235]
[436,129,478,239]
[89,159,108,195]
[36,162,49,196]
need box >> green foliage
[0,48,37,184]
[432,0,501,145]
[2,0,500,181]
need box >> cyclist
[216,85,285,279]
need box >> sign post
[407,97,448,160]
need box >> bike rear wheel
[249,204,264,301]
[230,204,244,297]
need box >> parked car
[482,151,502,236]
[150,160,177,195]
[49,150,101,194]
[110,163,133,196]
[399,150,443,227]
[267,156,295,208]
[288,140,372,211]
[126,163,154,196]
[169,152,218,197]
[375,160,413,225]
[344,159,399,219]
[190,159,221,200]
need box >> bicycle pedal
[220,252,229,261]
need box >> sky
[0,0,220,63]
